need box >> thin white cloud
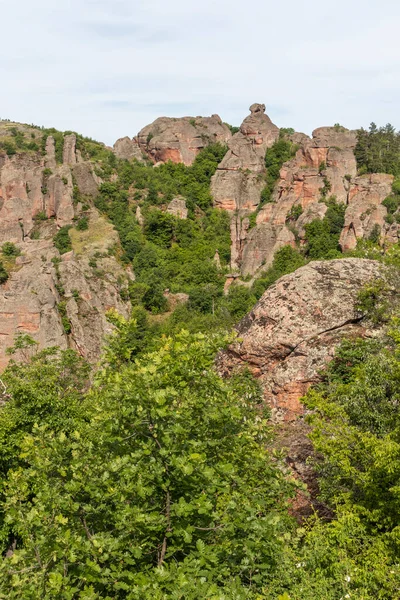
[1,0,400,144]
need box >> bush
[0,262,8,284]
[75,216,89,231]
[304,198,345,259]
[1,242,20,257]
[53,226,72,254]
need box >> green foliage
[53,225,72,254]
[1,243,20,257]
[57,301,72,334]
[0,263,8,284]
[75,216,89,231]
[286,204,303,222]
[260,135,298,207]
[0,331,295,598]
[382,195,400,214]
[224,122,240,135]
[33,210,47,221]
[96,157,231,313]
[368,223,381,244]
[304,198,346,259]
[355,122,400,176]
[0,141,16,156]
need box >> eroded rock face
[0,226,132,369]
[136,115,231,166]
[340,174,394,250]
[229,122,397,276]
[0,137,99,243]
[219,258,383,421]
[211,103,279,214]
[113,136,144,162]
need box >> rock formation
[219,258,383,421]
[113,136,144,162]
[136,115,231,166]
[210,116,399,276]
[211,103,279,213]
[166,197,188,219]
[0,125,133,368]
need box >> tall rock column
[211,103,280,271]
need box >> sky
[1,0,400,145]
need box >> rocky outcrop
[241,223,296,276]
[211,103,279,214]
[0,217,132,369]
[224,120,398,276]
[113,136,144,162]
[166,197,188,219]
[63,134,77,166]
[219,258,383,421]
[136,115,231,166]
[340,174,394,250]
[0,136,100,243]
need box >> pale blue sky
[1,0,399,144]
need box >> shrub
[1,242,20,257]
[0,262,8,284]
[75,216,89,231]
[368,223,381,244]
[53,226,72,254]
[34,211,47,221]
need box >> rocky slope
[0,122,132,368]
[219,258,383,421]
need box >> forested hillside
[0,114,400,598]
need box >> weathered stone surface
[0,225,132,369]
[241,223,296,276]
[137,115,231,166]
[0,145,99,244]
[58,253,131,364]
[113,136,144,162]
[219,259,383,421]
[63,134,77,166]
[72,163,100,197]
[233,125,360,275]
[166,197,188,219]
[340,174,394,251]
[211,104,279,213]
[0,240,67,370]
[45,136,56,169]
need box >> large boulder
[113,136,144,162]
[219,258,383,421]
[136,115,231,166]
